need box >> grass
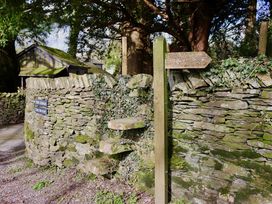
[95,191,137,204]
[8,167,23,174]
[32,180,52,191]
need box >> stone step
[99,138,134,155]
[108,117,145,130]
[78,156,118,176]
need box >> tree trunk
[188,2,214,51]
[245,0,257,39]
[68,23,80,58]
[123,26,152,75]
[0,40,19,92]
[240,0,257,56]
[67,1,81,58]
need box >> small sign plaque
[34,99,48,115]
[35,107,48,115]
[34,99,48,107]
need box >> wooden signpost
[166,52,212,69]
[153,37,211,204]
[122,36,128,75]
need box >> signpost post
[153,37,211,204]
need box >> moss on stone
[40,45,84,66]
[85,153,95,161]
[170,155,192,171]
[219,185,230,195]
[74,135,94,144]
[263,133,272,141]
[24,122,35,141]
[263,152,272,158]
[235,186,261,203]
[172,131,197,140]
[63,157,79,167]
[211,149,261,159]
[235,160,272,182]
[172,176,195,189]
[214,160,223,170]
[66,144,76,152]
[135,169,154,193]
[172,140,188,153]
[262,140,272,145]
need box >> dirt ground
[0,152,154,204]
[0,124,154,204]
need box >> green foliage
[170,155,192,171]
[127,193,137,204]
[104,41,122,75]
[211,149,261,160]
[170,198,191,204]
[172,176,195,189]
[0,6,21,46]
[32,180,52,191]
[204,56,272,87]
[24,122,35,141]
[0,0,51,46]
[74,135,93,144]
[239,40,258,57]
[8,167,22,174]
[95,191,125,204]
[24,158,34,168]
[95,190,137,204]
[235,186,261,202]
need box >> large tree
[0,0,51,92]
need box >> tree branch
[143,0,169,20]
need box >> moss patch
[211,149,261,159]
[74,135,94,144]
[63,157,79,167]
[235,186,261,203]
[235,160,272,181]
[134,168,154,193]
[170,155,192,171]
[24,122,35,141]
[214,160,223,170]
[172,176,195,189]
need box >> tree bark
[67,1,81,58]
[0,39,19,92]
[188,2,214,51]
[123,25,152,75]
[245,0,257,40]
[68,23,80,58]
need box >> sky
[46,26,69,52]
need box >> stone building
[18,44,103,87]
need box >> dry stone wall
[25,74,154,190]
[0,92,25,126]
[24,70,272,203]
[170,71,272,204]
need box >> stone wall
[25,70,272,203]
[25,74,154,191]
[170,71,272,203]
[0,92,25,126]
